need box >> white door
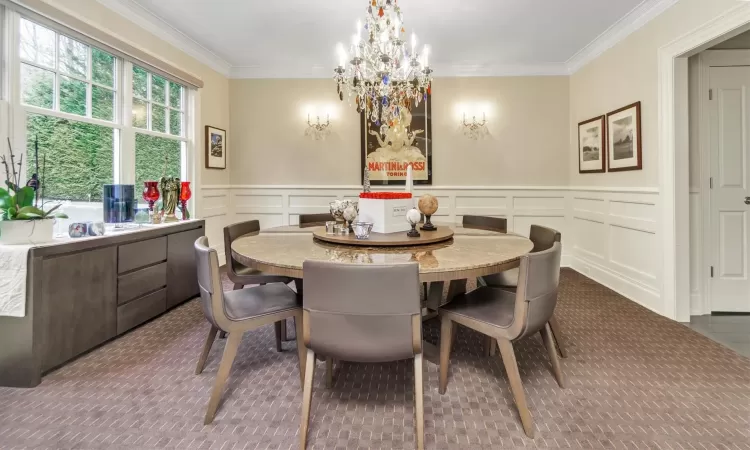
[709,66,750,312]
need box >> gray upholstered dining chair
[462,215,508,233]
[438,242,564,438]
[299,261,424,450]
[481,225,568,358]
[298,213,332,228]
[194,237,306,425]
[224,220,294,347]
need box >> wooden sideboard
[0,220,205,388]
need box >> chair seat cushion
[230,262,293,285]
[482,268,519,288]
[223,283,299,321]
[440,286,516,329]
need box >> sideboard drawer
[117,262,167,305]
[118,237,167,273]
[117,288,167,335]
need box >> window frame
[2,10,194,211]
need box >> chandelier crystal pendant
[334,0,433,126]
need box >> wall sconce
[305,114,331,140]
[462,113,488,140]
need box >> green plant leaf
[0,188,11,210]
[51,212,68,219]
[16,211,43,220]
[43,203,62,217]
[16,187,35,208]
[16,206,46,219]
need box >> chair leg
[541,323,566,388]
[439,316,454,395]
[204,331,243,425]
[219,331,227,339]
[483,336,495,356]
[232,283,243,290]
[274,321,283,352]
[325,358,334,388]
[280,319,289,341]
[414,352,425,450]
[548,315,568,358]
[195,325,219,375]
[496,338,534,438]
[490,339,497,356]
[300,349,316,450]
[295,315,306,387]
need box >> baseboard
[570,255,662,316]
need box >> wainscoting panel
[205,185,665,317]
[569,188,661,315]
[200,186,231,264]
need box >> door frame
[659,3,750,322]
[695,50,750,315]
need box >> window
[133,65,186,207]
[6,15,192,225]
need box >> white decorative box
[357,198,412,234]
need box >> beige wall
[230,76,570,187]
[43,0,231,187]
[568,0,739,188]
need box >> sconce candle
[462,113,489,140]
[305,114,332,140]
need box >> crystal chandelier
[334,0,433,125]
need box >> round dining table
[231,224,534,312]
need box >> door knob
[746,197,750,205]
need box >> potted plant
[0,138,67,245]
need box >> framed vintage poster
[578,115,606,173]
[205,126,226,169]
[606,101,642,172]
[361,95,432,185]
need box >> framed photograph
[205,126,226,169]
[361,94,432,185]
[606,101,642,172]
[578,115,606,173]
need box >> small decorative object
[0,138,66,244]
[205,126,227,169]
[343,203,358,232]
[462,113,489,140]
[329,199,347,224]
[67,221,104,238]
[305,114,331,140]
[160,176,180,223]
[352,221,373,240]
[578,115,606,173]
[325,221,337,235]
[406,208,421,238]
[134,208,150,226]
[142,181,160,215]
[606,101,642,172]
[363,166,371,192]
[418,194,438,231]
[102,184,135,226]
[179,181,192,220]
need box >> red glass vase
[142,181,160,212]
[179,181,192,220]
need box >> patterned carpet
[1,269,749,449]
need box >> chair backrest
[510,241,562,339]
[302,261,421,362]
[462,215,507,233]
[529,224,561,253]
[195,236,229,330]
[299,213,332,228]
[223,220,261,274]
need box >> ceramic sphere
[406,208,422,225]
[418,194,439,216]
[343,205,358,222]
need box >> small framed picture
[205,126,226,169]
[578,116,606,173]
[606,102,642,172]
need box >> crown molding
[229,63,570,79]
[566,0,679,73]
[95,0,232,76]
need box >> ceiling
[102,0,677,77]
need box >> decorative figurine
[406,207,421,238]
[418,194,438,231]
[363,166,371,193]
[160,176,181,223]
